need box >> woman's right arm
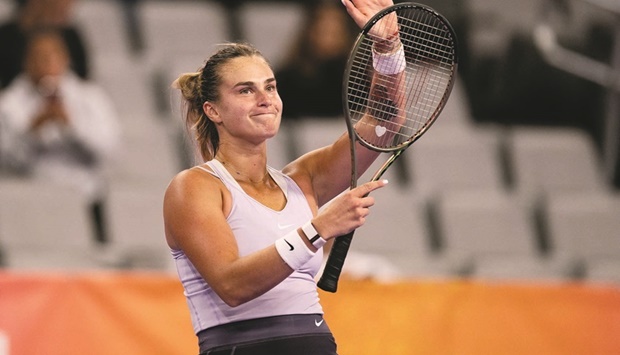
[164,168,295,307]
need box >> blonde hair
[173,43,265,161]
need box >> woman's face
[205,55,282,145]
[25,33,69,85]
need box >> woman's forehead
[220,56,274,82]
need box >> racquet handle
[317,231,355,292]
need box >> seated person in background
[275,0,356,120]
[0,0,88,88]
[0,28,120,243]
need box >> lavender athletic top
[170,160,323,334]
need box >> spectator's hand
[30,97,69,132]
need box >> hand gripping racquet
[317,2,458,292]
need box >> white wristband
[372,43,406,75]
[301,221,327,249]
[275,230,315,270]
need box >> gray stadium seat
[237,2,305,71]
[0,179,105,270]
[435,189,570,280]
[73,0,132,60]
[507,126,606,196]
[406,125,505,198]
[104,180,173,271]
[138,1,229,70]
[347,183,454,280]
[545,192,620,279]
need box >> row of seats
[1,135,618,285]
[1,115,618,285]
[1,1,618,286]
[0,177,173,272]
[273,118,619,285]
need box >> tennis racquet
[317,2,458,293]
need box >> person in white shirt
[0,28,121,243]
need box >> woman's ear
[203,101,222,123]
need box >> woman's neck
[214,151,269,185]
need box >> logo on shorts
[315,318,324,327]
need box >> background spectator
[0,28,120,243]
[275,1,357,120]
[0,0,88,88]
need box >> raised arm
[285,0,405,206]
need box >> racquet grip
[317,231,355,292]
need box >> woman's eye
[240,88,252,94]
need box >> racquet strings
[347,7,457,150]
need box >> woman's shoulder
[166,165,222,199]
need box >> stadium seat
[104,180,173,271]
[92,54,159,121]
[544,192,620,278]
[346,183,455,280]
[138,1,229,70]
[405,124,505,198]
[237,2,305,71]
[106,119,181,185]
[0,179,104,270]
[435,189,570,280]
[584,258,620,285]
[73,0,132,60]
[507,126,606,196]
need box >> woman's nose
[257,90,273,106]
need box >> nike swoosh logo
[315,319,324,327]
[277,223,294,230]
[284,239,294,251]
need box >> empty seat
[545,192,620,274]
[104,180,172,271]
[138,1,229,70]
[435,189,569,280]
[432,76,474,129]
[346,183,454,280]
[291,117,346,156]
[291,117,403,184]
[106,120,181,184]
[507,126,606,196]
[0,178,104,270]
[584,259,620,285]
[73,0,132,60]
[406,125,505,198]
[138,1,228,115]
[92,54,159,121]
[237,2,305,70]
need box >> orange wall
[1,271,619,355]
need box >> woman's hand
[311,179,388,239]
[341,0,393,28]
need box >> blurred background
[0,0,619,354]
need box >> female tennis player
[163,0,401,353]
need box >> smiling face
[203,55,283,145]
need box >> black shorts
[198,314,338,355]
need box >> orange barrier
[1,271,619,355]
